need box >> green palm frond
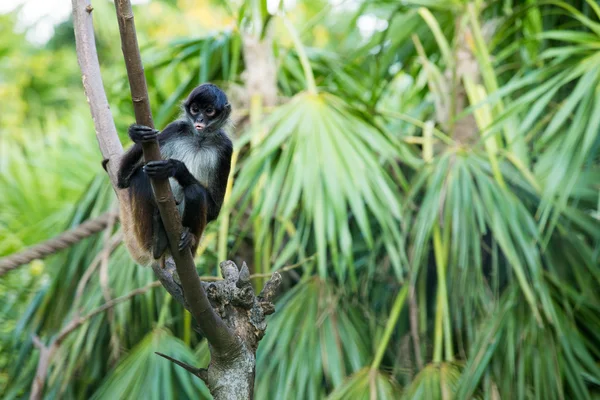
[408,151,553,322]
[234,91,408,283]
[401,362,462,400]
[327,367,402,400]
[256,278,372,399]
[2,1,600,399]
[91,329,211,399]
[457,284,600,400]
[139,30,243,128]
[0,110,100,255]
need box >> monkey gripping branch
[71,1,281,398]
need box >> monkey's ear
[225,103,231,111]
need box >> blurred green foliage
[1,0,599,399]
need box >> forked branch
[111,0,236,354]
[70,1,281,399]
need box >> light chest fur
[160,134,220,213]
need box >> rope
[0,210,119,276]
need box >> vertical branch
[113,0,154,127]
[110,0,236,352]
[370,285,410,371]
[71,2,283,398]
[71,1,123,184]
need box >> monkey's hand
[128,124,160,144]
[178,227,197,251]
[143,159,181,180]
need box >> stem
[250,93,267,290]
[433,282,443,363]
[379,109,454,146]
[370,285,409,370]
[281,15,317,94]
[183,311,191,346]
[157,293,171,328]
[418,266,428,339]
[423,120,434,162]
[466,3,528,163]
[409,284,424,370]
[433,225,453,362]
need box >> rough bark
[156,260,281,397]
[69,1,281,398]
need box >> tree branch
[71,1,122,183]
[155,352,209,384]
[111,0,237,354]
[70,2,282,398]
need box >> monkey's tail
[118,190,154,266]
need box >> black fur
[184,84,229,116]
[207,145,232,221]
[118,83,233,262]
[153,208,168,259]
[184,84,232,133]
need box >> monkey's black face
[184,83,231,134]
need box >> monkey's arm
[206,141,233,222]
[118,123,185,188]
[144,159,207,253]
[117,143,144,188]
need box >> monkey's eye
[205,107,216,117]
[190,105,200,115]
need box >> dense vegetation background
[1,0,599,398]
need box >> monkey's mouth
[194,122,206,132]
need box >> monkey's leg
[152,208,169,260]
[144,160,207,253]
[178,185,207,253]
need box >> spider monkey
[117,83,233,266]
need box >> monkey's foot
[128,124,159,143]
[178,227,197,251]
[144,160,177,180]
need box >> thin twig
[196,255,314,282]
[58,280,162,343]
[73,232,123,311]
[249,255,314,279]
[30,335,53,400]
[29,280,161,399]
[155,352,208,383]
